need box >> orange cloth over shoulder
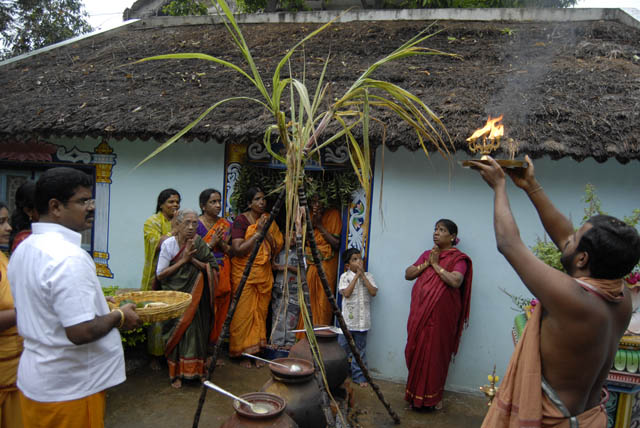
[481,277,616,428]
[300,208,342,328]
[203,217,232,343]
[229,215,283,356]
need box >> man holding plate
[8,167,141,427]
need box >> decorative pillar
[90,140,116,278]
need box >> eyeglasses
[68,198,96,207]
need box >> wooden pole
[293,220,336,428]
[192,190,285,428]
[299,186,401,425]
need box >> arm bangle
[113,308,125,329]
[527,186,543,196]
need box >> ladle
[290,326,342,334]
[203,381,270,414]
[242,353,302,372]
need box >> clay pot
[288,328,348,392]
[219,392,298,428]
[260,358,324,428]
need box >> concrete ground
[105,355,488,428]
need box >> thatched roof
[1,11,639,163]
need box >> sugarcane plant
[133,1,458,425]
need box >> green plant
[532,184,640,280]
[102,285,149,349]
[230,165,360,215]
[161,0,209,16]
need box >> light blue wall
[365,146,640,393]
[47,137,639,393]
[53,137,226,290]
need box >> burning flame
[466,115,504,142]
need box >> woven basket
[108,291,192,323]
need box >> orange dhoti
[230,217,283,356]
[19,391,106,428]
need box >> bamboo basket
[108,291,192,323]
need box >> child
[338,247,378,387]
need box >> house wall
[48,136,640,393]
[366,146,640,393]
[52,136,226,290]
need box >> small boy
[338,247,378,387]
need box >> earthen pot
[219,392,298,428]
[288,328,348,392]
[260,358,324,428]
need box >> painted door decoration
[0,139,116,278]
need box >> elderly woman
[196,189,233,347]
[157,210,218,388]
[0,202,21,426]
[230,187,283,368]
[403,219,473,411]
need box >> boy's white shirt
[338,270,377,332]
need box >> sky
[82,0,639,32]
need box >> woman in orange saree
[230,188,283,368]
[298,196,342,330]
[404,219,473,411]
[196,189,233,346]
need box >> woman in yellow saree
[0,202,22,427]
[230,188,283,368]
[141,189,180,369]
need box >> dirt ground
[105,355,488,428]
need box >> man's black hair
[342,247,361,265]
[155,188,181,213]
[36,167,93,215]
[578,215,640,279]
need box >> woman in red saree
[157,210,218,389]
[404,219,473,410]
[196,189,232,346]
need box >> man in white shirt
[8,167,141,427]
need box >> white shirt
[338,270,377,332]
[8,222,125,402]
[157,236,180,274]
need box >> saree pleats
[229,218,283,357]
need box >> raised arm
[506,155,574,250]
[470,156,589,317]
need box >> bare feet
[150,357,162,372]
[356,382,369,388]
[171,378,182,389]
[255,359,266,369]
[240,359,252,369]
[434,401,443,411]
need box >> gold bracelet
[113,308,125,329]
[439,267,445,275]
[527,186,543,196]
